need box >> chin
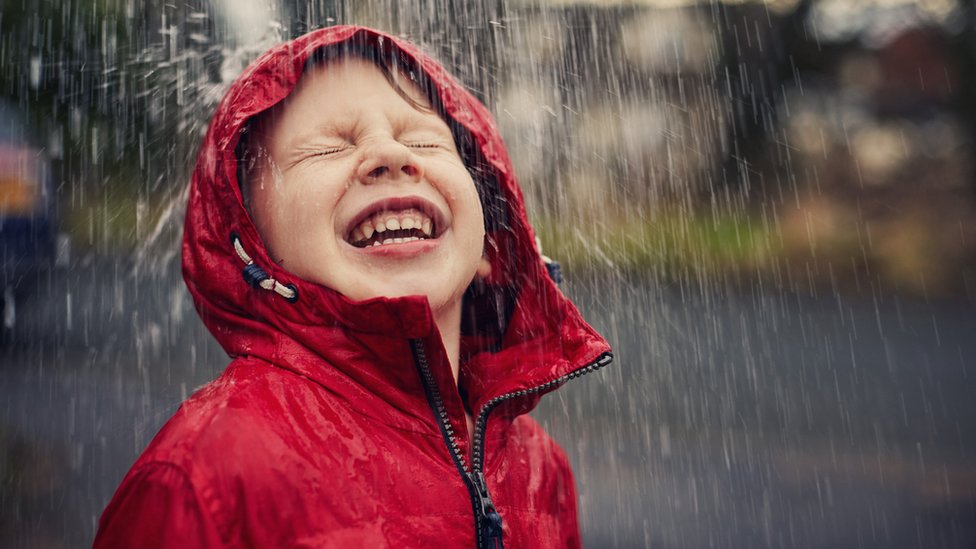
[359,278,463,309]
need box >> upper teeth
[349,208,434,246]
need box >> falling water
[1,1,974,547]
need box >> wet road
[2,256,975,547]
[550,274,976,548]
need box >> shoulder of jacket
[506,416,574,470]
[151,354,358,460]
[183,355,322,409]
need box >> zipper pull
[470,471,504,548]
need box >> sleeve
[552,443,582,549]
[93,462,223,549]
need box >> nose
[357,138,423,183]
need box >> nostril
[367,166,389,178]
[359,141,423,182]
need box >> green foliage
[536,211,775,277]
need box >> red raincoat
[94,26,611,548]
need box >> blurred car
[0,143,58,335]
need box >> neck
[434,298,475,438]
[433,300,462,384]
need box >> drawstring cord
[230,233,298,302]
[535,237,562,285]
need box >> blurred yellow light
[0,176,40,215]
[919,0,956,19]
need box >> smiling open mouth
[347,207,438,248]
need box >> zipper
[410,339,612,549]
[470,470,503,548]
[469,352,613,474]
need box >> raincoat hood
[182,26,610,421]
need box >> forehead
[275,57,436,129]
[246,56,453,157]
[314,56,423,98]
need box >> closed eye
[311,146,348,156]
[284,143,351,169]
[407,142,444,151]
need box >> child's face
[247,58,487,315]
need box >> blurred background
[1,0,974,547]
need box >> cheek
[247,189,277,244]
[465,188,487,240]
[272,180,329,226]
[248,169,284,218]
[249,182,316,259]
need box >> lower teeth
[369,236,425,247]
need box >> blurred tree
[0,0,221,248]
[710,0,814,195]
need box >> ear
[476,255,492,280]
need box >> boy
[95,26,611,548]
